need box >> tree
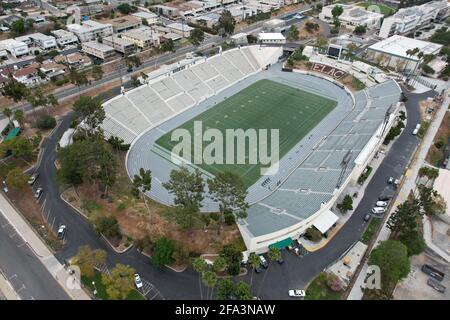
[287,25,299,41]
[387,198,424,256]
[331,5,344,19]
[131,75,140,88]
[10,19,26,36]
[304,226,322,242]
[117,3,135,15]
[216,277,235,300]
[202,271,217,300]
[1,136,33,160]
[152,236,175,267]
[6,168,28,191]
[163,167,204,211]
[58,138,117,188]
[337,194,353,213]
[132,167,153,223]
[73,245,107,278]
[2,108,12,123]
[419,186,446,217]
[73,96,105,135]
[248,253,260,290]
[94,216,121,238]
[220,244,242,276]
[218,10,236,36]
[208,171,249,232]
[107,136,130,152]
[234,281,252,300]
[160,39,175,52]
[192,257,208,300]
[189,28,205,45]
[13,109,24,125]
[142,18,149,26]
[102,264,135,300]
[212,256,227,273]
[69,69,89,90]
[368,240,410,297]
[0,79,29,102]
[354,25,366,35]
[91,65,104,81]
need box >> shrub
[304,227,322,242]
[337,194,353,213]
[434,140,445,149]
[152,237,175,267]
[95,216,121,238]
[326,273,344,292]
[224,212,235,225]
[35,115,56,130]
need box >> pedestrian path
[0,194,90,300]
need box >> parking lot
[394,251,449,300]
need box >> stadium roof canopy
[312,209,339,234]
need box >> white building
[367,35,443,73]
[257,32,286,44]
[82,41,115,60]
[379,0,450,38]
[28,33,58,50]
[165,23,194,38]
[131,11,159,25]
[0,39,29,57]
[121,27,160,49]
[103,35,135,55]
[51,29,79,47]
[67,20,113,42]
[319,4,384,30]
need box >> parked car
[254,265,262,273]
[394,179,400,188]
[412,128,419,135]
[427,278,446,293]
[277,256,284,264]
[35,187,43,199]
[2,181,8,193]
[421,264,445,281]
[57,225,67,240]
[288,289,305,297]
[376,201,388,207]
[364,213,371,222]
[28,172,39,185]
[372,207,386,214]
[387,177,394,184]
[134,273,143,289]
[259,255,268,269]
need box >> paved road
[0,213,69,300]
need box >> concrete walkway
[0,194,90,300]
[348,89,450,300]
[0,271,19,300]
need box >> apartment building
[379,0,450,38]
[165,23,194,38]
[106,15,142,33]
[103,35,135,55]
[51,29,79,47]
[68,20,113,42]
[0,39,29,58]
[122,27,160,49]
[131,11,159,25]
[82,41,115,60]
[28,33,58,50]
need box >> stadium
[100,45,402,253]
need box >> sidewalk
[348,89,450,300]
[0,271,19,300]
[0,194,90,300]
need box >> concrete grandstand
[100,45,402,253]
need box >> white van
[412,128,419,135]
[372,207,386,214]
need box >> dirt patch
[299,19,325,40]
[426,112,450,166]
[61,151,244,257]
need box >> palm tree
[213,256,227,274]
[2,108,12,124]
[202,271,217,300]
[248,253,260,291]
[193,257,208,300]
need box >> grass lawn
[356,2,395,16]
[305,272,342,300]
[361,217,382,244]
[81,271,145,300]
[156,79,336,187]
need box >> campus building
[67,20,113,42]
[319,3,384,30]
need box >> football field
[156,79,337,187]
